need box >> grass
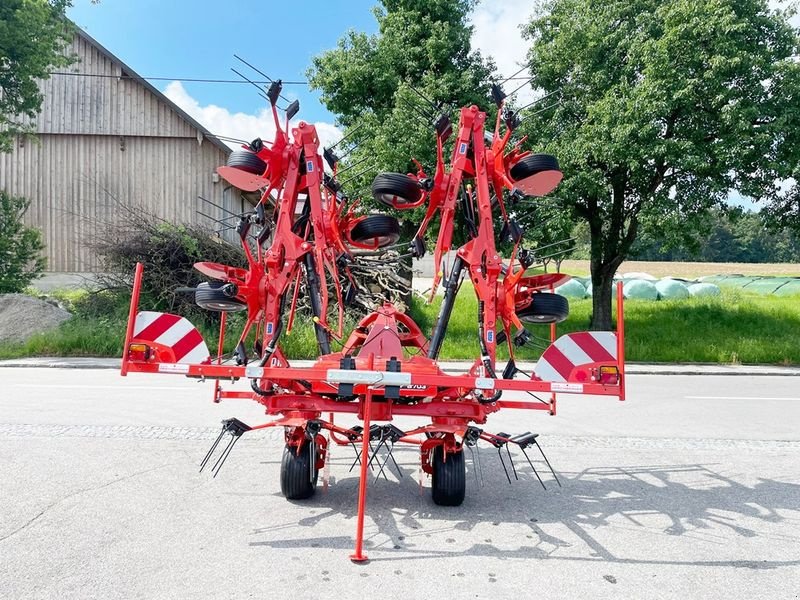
[2,287,799,365]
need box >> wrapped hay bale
[687,282,721,297]
[555,279,587,298]
[623,279,659,300]
[655,278,689,300]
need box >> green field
[2,286,799,365]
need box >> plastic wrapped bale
[555,279,587,298]
[655,278,689,300]
[622,271,657,281]
[687,282,721,297]
[623,279,659,300]
[585,282,593,297]
[774,280,800,297]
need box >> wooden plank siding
[0,30,240,273]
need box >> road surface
[1,367,798,599]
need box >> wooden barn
[0,28,244,277]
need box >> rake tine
[211,435,240,478]
[468,446,480,487]
[534,440,561,487]
[497,447,512,484]
[521,448,547,490]
[199,427,227,472]
[348,442,362,472]
[505,444,519,481]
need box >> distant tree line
[570,207,800,264]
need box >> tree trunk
[590,265,615,330]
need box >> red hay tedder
[120,80,626,562]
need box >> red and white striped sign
[132,311,210,364]
[534,331,617,383]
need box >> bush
[0,190,46,293]
[92,205,245,321]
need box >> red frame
[120,95,627,562]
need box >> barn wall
[0,134,230,272]
[0,30,243,273]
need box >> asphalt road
[1,368,799,599]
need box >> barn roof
[74,28,231,155]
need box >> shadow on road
[249,449,800,569]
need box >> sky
[67,0,542,149]
[68,0,797,208]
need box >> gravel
[0,294,71,343]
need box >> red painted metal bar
[120,262,144,376]
[350,387,373,563]
[213,311,227,403]
[549,283,557,415]
[617,280,626,401]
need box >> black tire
[349,215,401,248]
[431,445,466,506]
[195,281,247,312]
[517,292,569,324]
[280,442,318,500]
[371,173,421,207]
[227,150,267,175]
[510,153,560,181]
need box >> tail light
[128,343,151,362]
[598,365,619,385]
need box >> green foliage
[0,190,46,292]
[631,207,800,262]
[6,286,799,364]
[521,0,800,327]
[307,0,496,203]
[0,0,75,152]
[92,205,245,320]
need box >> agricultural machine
[121,80,626,562]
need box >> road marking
[686,395,800,401]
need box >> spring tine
[521,448,547,490]
[505,444,519,481]
[388,443,402,477]
[309,437,316,483]
[199,428,227,472]
[468,446,480,487]
[348,442,362,472]
[212,435,240,478]
[534,440,561,487]
[497,447,512,484]
[476,445,484,487]
[375,442,396,481]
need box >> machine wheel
[227,149,267,175]
[431,445,466,506]
[517,292,569,324]
[195,281,247,312]
[371,173,421,207]
[349,215,401,248]
[280,442,319,500]
[510,153,560,181]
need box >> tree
[522,0,800,329]
[0,191,46,292]
[307,0,495,197]
[0,0,74,152]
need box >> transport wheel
[227,149,267,175]
[431,445,466,506]
[517,292,569,324]
[280,442,319,500]
[194,281,247,312]
[371,173,421,207]
[349,215,401,248]
[510,153,560,181]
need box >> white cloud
[470,0,538,105]
[163,81,342,151]
[470,0,800,108]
